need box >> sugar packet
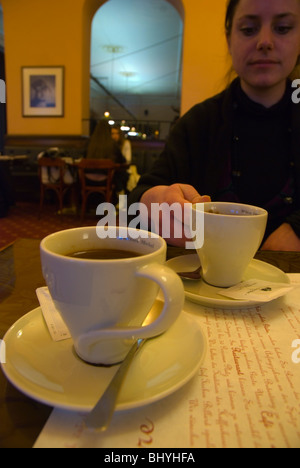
[217,279,296,302]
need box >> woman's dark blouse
[129,78,300,239]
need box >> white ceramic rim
[193,202,268,219]
[40,226,166,264]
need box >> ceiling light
[102,45,124,54]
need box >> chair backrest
[76,158,119,170]
[76,158,120,189]
[38,157,68,185]
[38,157,67,168]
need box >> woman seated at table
[129,0,300,251]
[86,119,129,193]
[111,124,132,164]
[111,124,140,193]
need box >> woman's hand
[261,223,300,251]
[140,184,211,247]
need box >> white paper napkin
[217,278,296,302]
[36,287,71,341]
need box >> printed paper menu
[34,278,300,448]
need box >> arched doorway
[89,0,184,140]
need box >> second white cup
[192,202,268,287]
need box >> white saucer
[167,254,290,309]
[1,303,206,412]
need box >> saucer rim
[166,255,290,309]
[1,304,206,412]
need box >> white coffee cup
[40,226,184,365]
[192,202,268,287]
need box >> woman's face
[227,0,300,104]
[111,128,121,142]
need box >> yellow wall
[1,0,104,135]
[181,0,229,115]
[1,0,229,136]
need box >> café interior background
[0,0,228,140]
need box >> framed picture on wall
[22,66,64,117]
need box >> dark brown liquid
[66,248,142,260]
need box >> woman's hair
[225,0,240,38]
[87,120,121,161]
[224,0,240,86]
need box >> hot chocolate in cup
[192,202,268,288]
[40,226,184,365]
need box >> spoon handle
[85,339,145,431]
[177,266,202,280]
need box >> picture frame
[22,66,64,117]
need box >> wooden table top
[0,239,299,448]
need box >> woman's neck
[240,80,287,108]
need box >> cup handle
[76,263,184,352]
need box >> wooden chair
[76,158,120,219]
[38,157,76,217]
